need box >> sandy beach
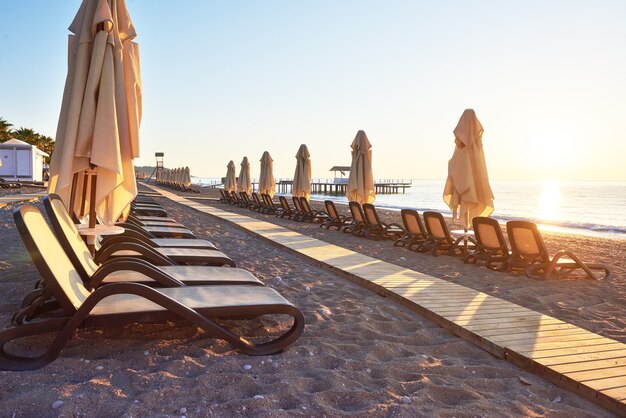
[0,186,617,417]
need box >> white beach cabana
[0,138,49,181]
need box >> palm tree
[0,117,13,142]
[12,127,38,143]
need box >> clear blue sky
[2,1,626,180]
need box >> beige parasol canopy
[292,144,311,200]
[259,151,276,197]
[224,160,237,192]
[346,130,376,204]
[183,166,192,188]
[237,156,252,195]
[443,109,494,229]
[48,0,141,225]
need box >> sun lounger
[320,200,350,230]
[277,196,294,219]
[261,194,278,215]
[361,204,404,240]
[505,220,610,280]
[37,202,261,289]
[298,197,328,223]
[230,191,245,207]
[45,195,236,267]
[0,205,304,370]
[422,211,460,256]
[0,179,23,189]
[291,196,305,221]
[239,192,254,209]
[218,189,230,203]
[464,217,510,270]
[343,202,366,236]
[394,209,428,250]
[250,192,264,212]
[130,203,168,217]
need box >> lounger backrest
[325,200,339,220]
[506,221,549,262]
[401,209,425,236]
[279,196,291,212]
[473,217,508,252]
[14,205,90,313]
[362,204,380,227]
[348,202,364,223]
[44,195,100,279]
[263,194,274,208]
[300,197,312,213]
[251,192,261,204]
[292,196,303,212]
[423,212,447,240]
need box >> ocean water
[193,177,626,239]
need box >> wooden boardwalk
[147,185,626,416]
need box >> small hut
[0,138,49,181]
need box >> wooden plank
[551,357,626,375]
[475,323,577,337]
[535,347,626,366]
[521,343,625,359]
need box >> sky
[1,0,626,181]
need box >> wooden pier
[277,179,412,195]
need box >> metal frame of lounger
[362,204,404,240]
[0,205,304,370]
[506,221,610,280]
[45,195,236,268]
[464,217,510,270]
[394,209,428,250]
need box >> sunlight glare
[539,179,560,221]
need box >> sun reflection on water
[539,179,561,222]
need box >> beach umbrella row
[222,112,493,231]
[223,153,277,197]
[156,167,191,189]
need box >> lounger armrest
[94,242,176,266]
[116,222,155,238]
[98,232,155,252]
[88,259,185,289]
[103,225,153,242]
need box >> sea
[192,177,626,240]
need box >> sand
[0,186,617,417]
